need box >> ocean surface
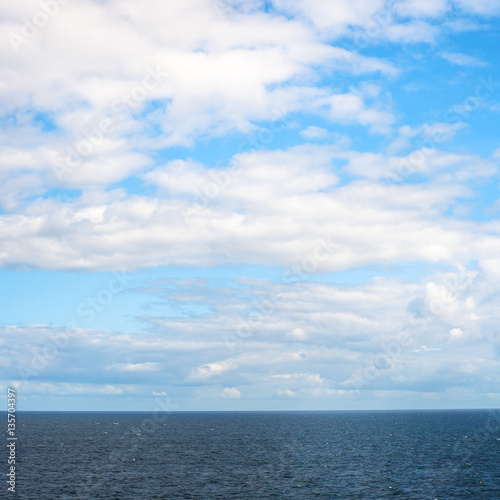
[4,410,500,499]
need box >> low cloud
[108,362,160,372]
[222,387,241,398]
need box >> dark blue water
[3,410,500,499]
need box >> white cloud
[328,91,394,134]
[388,122,466,152]
[287,328,309,340]
[10,382,129,396]
[222,387,241,398]
[382,20,439,44]
[272,0,385,34]
[439,51,487,67]
[0,142,498,272]
[450,327,465,337]
[152,391,167,396]
[346,148,495,183]
[272,373,324,385]
[192,360,235,380]
[395,0,449,18]
[108,362,160,372]
[457,362,478,373]
[412,345,441,352]
[454,0,500,15]
[278,389,295,397]
[300,126,328,139]
[272,0,442,45]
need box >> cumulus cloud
[152,391,167,396]
[328,91,394,134]
[278,389,295,397]
[223,387,241,398]
[299,126,329,139]
[191,361,235,380]
[287,328,309,340]
[450,327,465,337]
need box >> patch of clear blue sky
[32,111,58,132]
[357,25,499,134]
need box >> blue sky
[1,0,500,411]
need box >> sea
[4,410,500,499]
